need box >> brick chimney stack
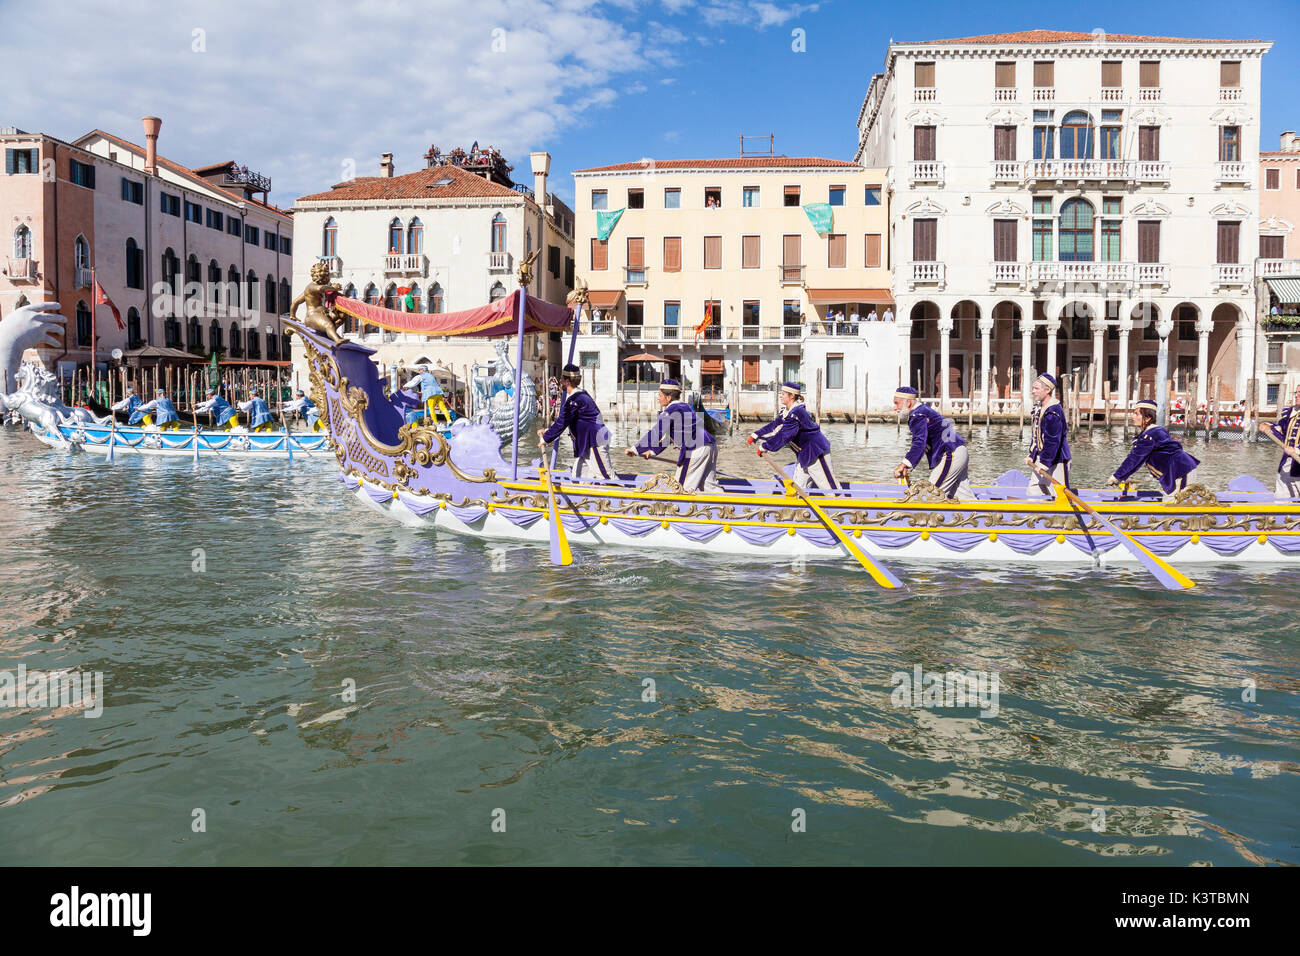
[530,151,551,214]
[142,116,161,175]
[1281,131,1298,153]
[380,152,395,177]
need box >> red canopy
[327,289,573,338]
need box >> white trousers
[793,455,839,492]
[573,446,611,479]
[1027,461,1068,498]
[1277,466,1300,499]
[679,444,724,493]
[929,446,976,502]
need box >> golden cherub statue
[516,248,541,290]
[288,261,345,344]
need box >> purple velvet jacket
[542,388,609,458]
[1113,426,1200,493]
[635,401,715,465]
[754,403,831,468]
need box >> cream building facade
[572,157,896,416]
[1258,131,1300,406]
[856,29,1271,414]
[290,149,575,392]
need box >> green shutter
[5,149,14,174]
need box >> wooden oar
[764,457,904,589]
[1261,423,1300,465]
[537,441,573,566]
[1032,464,1195,591]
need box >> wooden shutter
[1033,61,1053,87]
[704,235,721,269]
[914,62,934,88]
[626,237,645,270]
[864,233,881,268]
[1139,61,1159,87]
[1266,168,1280,190]
[743,356,759,385]
[663,236,681,272]
[1216,222,1240,263]
[994,126,1016,161]
[1101,61,1121,87]
[1138,126,1160,161]
[913,219,936,261]
[993,220,1017,262]
[591,238,607,271]
[1220,61,1240,87]
[784,185,801,202]
[914,126,936,161]
[995,62,1015,87]
[1261,235,1285,259]
[742,235,761,269]
[1138,221,1160,263]
[828,234,846,268]
[782,234,801,265]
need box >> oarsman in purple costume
[1107,398,1200,501]
[538,363,612,479]
[1024,372,1071,497]
[627,378,723,493]
[892,386,975,502]
[1266,383,1300,498]
[747,381,840,492]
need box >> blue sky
[1,0,1295,207]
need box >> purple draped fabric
[676,523,725,543]
[608,517,658,537]
[1268,535,1300,554]
[364,484,392,503]
[732,525,790,547]
[862,529,922,550]
[998,533,1052,555]
[795,528,839,547]
[397,495,442,517]
[1203,535,1256,556]
[499,508,544,528]
[560,511,599,532]
[929,531,990,552]
[448,504,488,524]
[1065,532,1121,555]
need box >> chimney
[380,152,394,177]
[1282,131,1297,153]
[142,116,161,176]
[530,151,551,212]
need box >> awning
[587,290,624,310]
[805,288,894,305]
[700,357,724,375]
[1266,278,1300,305]
[328,288,572,337]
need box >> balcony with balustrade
[989,262,1025,287]
[1215,162,1249,186]
[1213,263,1249,288]
[624,266,647,287]
[1030,261,1134,285]
[74,267,92,289]
[1132,161,1170,184]
[990,161,1021,185]
[1032,87,1054,102]
[1025,158,1133,185]
[1100,87,1124,102]
[1137,87,1162,102]
[486,251,513,274]
[317,256,342,277]
[3,258,38,283]
[1134,263,1170,287]
[908,261,945,289]
[1257,259,1300,279]
[913,87,935,102]
[384,253,428,276]
[778,264,805,286]
[993,87,1017,102]
[909,160,944,187]
[1218,87,1242,102]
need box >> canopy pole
[511,290,526,480]
[552,301,584,470]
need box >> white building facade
[856,30,1272,413]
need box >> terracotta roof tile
[907,30,1251,45]
[296,164,529,203]
[574,157,861,173]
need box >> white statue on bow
[0,302,103,437]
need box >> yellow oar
[1033,465,1195,591]
[538,442,573,566]
[764,457,904,589]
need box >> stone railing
[909,160,944,186]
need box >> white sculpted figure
[471,339,536,445]
[0,304,102,437]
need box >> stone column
[1155,316,1174,424]
[1236,308,1257,402]
[896,319,913,390]
[979,317,993,414]
[938,317,953,413]
[1045,318,1060,382]
[1116,318,1132,410]
[1091,316,1106,407]
[1196,316,1213,408]
[1020,315,1034,412]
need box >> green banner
[803,203,833,236]
[209,352,220,388]
[596,208,625,241]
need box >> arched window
[209,319,222,350]
[279,278,290,316]
[228,265,241,309]
[363,283,379,306]
[1059,199,1095,262]
[281,332,291,357]
[408,283,423,313]
[1060,111,1094,160]
[525,228,532,256]
[127,308,141,349]
[388,218,403,254]
[15,294,29,308]
[489,281,506,302]
[384,282,398,310]
[126,238,143,289]
[323,216,338,257]
[75,300,92,347]
[230,323,243,357]
[14,225,32,259]
[248,328,261,358]
[165,316,181,348]
[267,331,279,360]
[429,282,444,314]
[246,270,258,312]
[163,248,180,294]
[343,283,357,298]
[188,315,203,349]
[491,213,506,253]
[265,273,276,315]
[186,254,201,299]
[407,217,423,254]
[74,234,90,270]
[208,260,221,304]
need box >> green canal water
[0,422,1296,865]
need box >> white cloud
[751,2,820,27]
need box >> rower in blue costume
[1267,382,1300,499]
[110,384,142,423]
[1108,398,1200,500]
[748,381,840,492]
[132,388,179,427]
[538,363,612,478]
[892,386,975,501]
[627,378,723,493]
[282,389,320,430]
[1025,372,1071,496]
[194,387,236,428]
[237,387,275,431]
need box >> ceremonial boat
[293,270,1300,590]
[34,419,332,459]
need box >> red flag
[94,279,124,331]
[693,299,714,346]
